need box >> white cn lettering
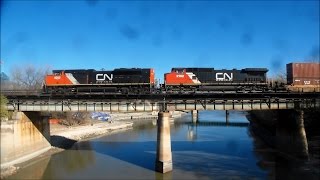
[216,72,233,81]
[176,75,184,78]
[96,74,113,81]
[304,81,310,85]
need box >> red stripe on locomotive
[150,68,155,84]
[45,71,73,86]
[164,68,194,85]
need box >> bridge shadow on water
[50,135,77,149]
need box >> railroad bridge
[4,91,320,112]
[1,91,320,173]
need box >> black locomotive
[44,68,155,94]
[164,67,269,91]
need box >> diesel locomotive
[164,67,269,92]
[42,62,319,95]
[43,68,155,94]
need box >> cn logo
[96,74,113,81]
[304,81,310,85]
[216,73,233,81]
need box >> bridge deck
[4,92,320,112]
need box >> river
[5,111,319,179]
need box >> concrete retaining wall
[1,112,51,167]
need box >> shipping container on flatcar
[44,68,155,94]
[164,67,268,92]
[286,62,320,92]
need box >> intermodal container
[290,77,320,86]
[286,62,320,85]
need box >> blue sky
[1,0,319,82]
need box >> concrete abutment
[1,111,51,168]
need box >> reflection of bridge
[182,121,249,127]
[182,121,250,142]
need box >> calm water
[6,111,319,179]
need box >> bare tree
[268,68,287,89]
[272,68,287,84]
[10,64,51,90]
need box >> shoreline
[0,111,188,178]
[1,121,134,179]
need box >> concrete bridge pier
[277,110,309,159]
[191,110,198,123]
[156,111,172,173]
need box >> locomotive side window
[175,69,184,74]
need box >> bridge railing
[6,98,319,112]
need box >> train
[43,68,155,94]
[286,63,320,92]
[42,62,320,94]
[164,67,269,92]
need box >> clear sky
[1,0,319,82]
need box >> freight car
[164,67,269,92]
[286,62,320,92]
[43,68,155,94]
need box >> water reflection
[5,110,319,179]
[187,124,198,141]
[248,110,320,180]
[6,141,95,179]
[249,124,319,180]
[221,110,228,124]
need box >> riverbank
[1,111,187,178]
